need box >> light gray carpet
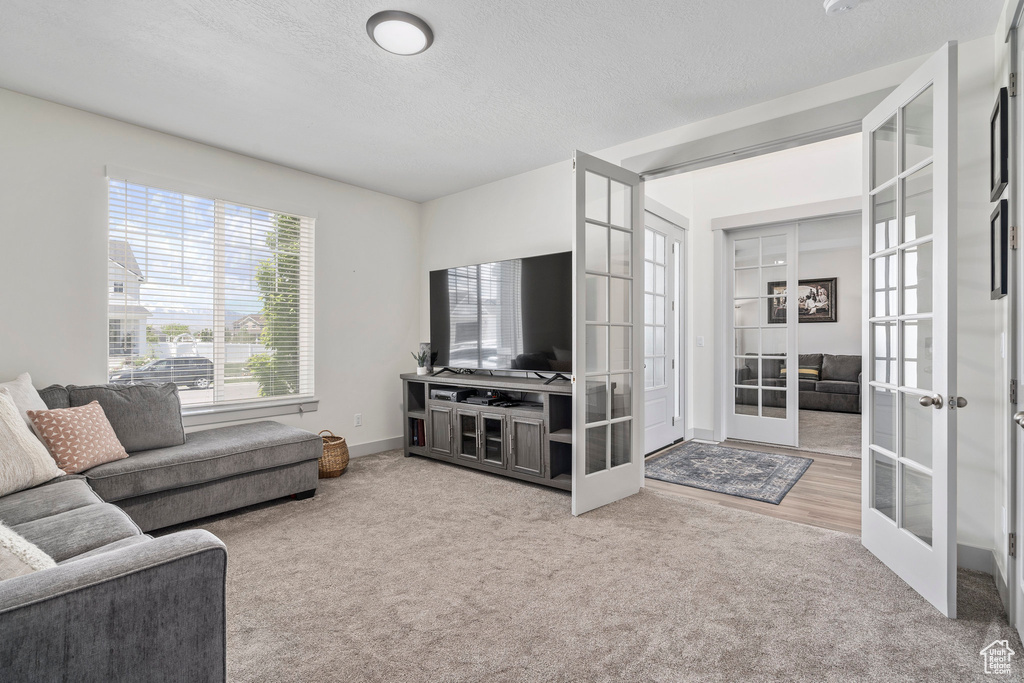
[185,450,1017,682]
[798,409,861,458]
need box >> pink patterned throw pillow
[27,401,129,474]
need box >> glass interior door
[572,151,644,516]
[861,42,956,618]
[726,226,798,447]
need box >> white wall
[0,88,421,450]
[418,36,1001,552]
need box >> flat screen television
[430,251,572,372]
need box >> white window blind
[107,179,315,408]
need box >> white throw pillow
[0,388,64,497]
[0,521,56,579]
[0,373,48,429]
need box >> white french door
[644,211,687,454]
[862,42,958,617]
[572,151,645,516]
[725,225,799,448]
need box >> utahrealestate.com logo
[980,640,1016,675]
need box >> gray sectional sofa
[0,381,323,682]
[736,353,862,413]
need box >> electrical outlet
[354,413,362,427]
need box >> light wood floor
[645,439,861,535]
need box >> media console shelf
[401,373,572,491]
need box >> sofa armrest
[0,530,226,683]
[736,367,752,384]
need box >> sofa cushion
[799,379,818,392]
[13,502,141,563]
[798,353,823,370]
[762,378,787,388]
[0,389,65,497]
[0,373,48,429]
[38,384,70,410]
[67,383,185,453]
[28,401,129,474]
[821,354,862,382]
[816,380,860,396]
[57,535,151,564]
[0,478,101,527]
[84,421,322,502]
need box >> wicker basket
[317,430,349,478]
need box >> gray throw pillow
[66,383,185,453]
[37,384,70,410]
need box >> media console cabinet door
[509,416,545,477]
[456,409,482,463]
[480,413,508,469]
[428,405,454,457]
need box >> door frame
[712,199,861,444]
[644,198,689,453]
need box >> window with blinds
[107,178,314,408]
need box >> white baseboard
[690,428,717,442]
[348,436,404,458]
[958,543,995,575]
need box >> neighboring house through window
[107,178,315,408]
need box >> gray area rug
[646,441,812,504]
[176,450,1020,682]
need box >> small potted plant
[411,349,430,375]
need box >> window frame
[105,168,318,423]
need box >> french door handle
[918,394,943,409]
[1014,411,1024,428]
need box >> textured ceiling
[0,0,1003,202]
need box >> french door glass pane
[901,392,933,468]
[871,387,897,452]
[586,378,608,423]
[585,172,608,223]
[609,180,629,229]
[735,269,759,298]
[610,228,631,276]
[903,319,933,390]
[586,223,609,272]
[872,452,897,521]
[903,85,934,171]
[904,164,934,241]
[609,327,630,372]
[611,421,631,467]
[872,322,897,384]
[736,329,758,355]
[902,241,933,315]
[610,374,631,419]
[902,465,933,546]
[872,115,898,189]
[872,184,898,252]
[734,298,758,326]
[762,327,786,356]
[609,277,630,323]
[762,389,786,419]
[735,387,757,415]
[586,425,607,474]
[586,325,608,374]
[873,254,898,317]
[734,238,759,267]
[761,235,786,265]
[586,274,608,322]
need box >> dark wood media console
[401,373,572,490]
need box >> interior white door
[725,225,799,447]
[572,151,645,516]
[644,212,687,454]
[861,42,958,617]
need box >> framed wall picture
[767,278,838,324]
[991,86,1009,201]
[992,199,1008,300]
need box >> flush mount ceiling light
[366,11,433,55]
[823,0,862,14]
